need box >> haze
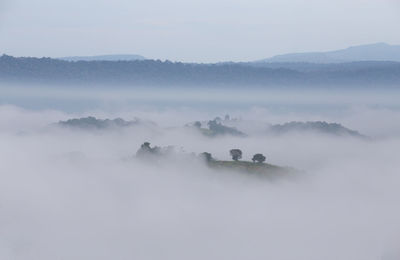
[0,0,399,62]
[1,102,400,259]
[1,0,400,258]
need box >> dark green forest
[1,54,400,87]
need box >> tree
[207,119,245,137]
[252,153,266,163]
[194,121,202,128]
[230,149,242,161]
[200,152,213,162]
[136,142,160,158]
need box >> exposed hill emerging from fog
[187,118,246,137]
[59,54,146,62]
[268,121,365,138]
[57,116,365,139]
[58,116,155,129]
[135,142,297,178]
[1,54,400,87]
[258,43,400,63]
[189,116,366,138]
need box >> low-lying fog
[1,90,400,259]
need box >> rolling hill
[258,43,400,63]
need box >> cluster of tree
[230,149,266,163]
[201,149,266,164]
[137,142,267,164]
[207,119,245,137]
[1,55,400,87]
[136,142,176,159]
[58,116,139,129]
[192,118,245,137]
[249,60,400,73]
[0,55,298,86]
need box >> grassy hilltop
[136,142,299,179]
[206,160,297,179]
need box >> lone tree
[136,142,160,158]
[194,121,202,128]
[252,153,266,164]
[142,142,151,149]
[230,149,242,161]
[200,152,213,162]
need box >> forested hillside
[1,55,400,87]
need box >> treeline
[137,142,267,164]
[1,54,400,87]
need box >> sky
[0,0,399,62]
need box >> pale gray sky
[0,0,399,62]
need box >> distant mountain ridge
[60,54,146,62]
[259,43,400,63]
[1,53,400,87]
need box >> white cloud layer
[0,105,399,259]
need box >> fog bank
[0,105,399,259]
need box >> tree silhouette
[252,153,266,163]
[200,152,213,162]
[230,149,242,161]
